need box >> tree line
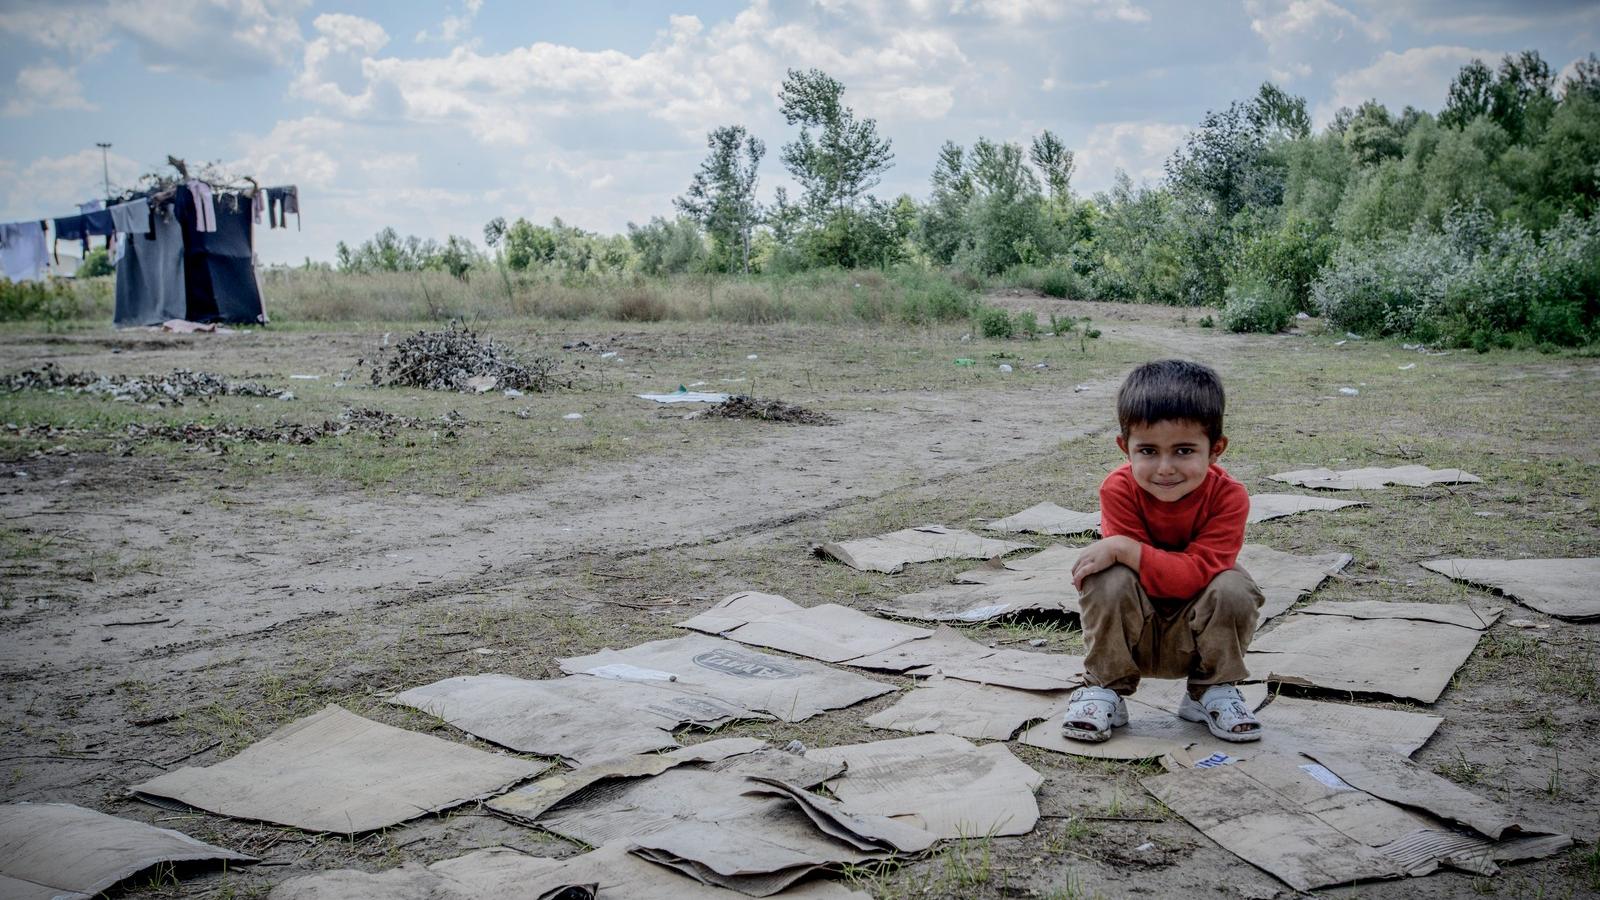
[336,52,1600,348]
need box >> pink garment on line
[187,181,216,232]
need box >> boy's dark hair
[1116,359,1225,443]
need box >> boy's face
[1116,419,1227,503]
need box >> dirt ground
[1,293,1597,899]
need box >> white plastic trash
[746,354,759,360]
[998,364,1013,373]
[1338,387,1359,396]
[563,413,584,420]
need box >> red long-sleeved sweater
[1098,462,1248,600]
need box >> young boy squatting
[1062,359,1265,743]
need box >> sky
[0,0,1595,265]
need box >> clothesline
[0,182,298,284]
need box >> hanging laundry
[0,220,49,282]
[251,190,264,225]
[53,213,89,260]
[174,188,264,324]
[114,200,186,327]
[108,198,151,264]
[265,185,300,230]
[82,207,115,237]
[78,200,105,213]
[186,181,217,233]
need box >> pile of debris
[126,408,465,452]
[367,324,566,393]
[4,363,291,405]
[697,395,838,426]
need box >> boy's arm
[1123,482,1248,599]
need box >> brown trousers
[1079,563,1263,697]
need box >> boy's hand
[1072,536,1140,591]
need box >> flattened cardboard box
[679,591,930,663]
[0,802,253,900]
[559,635,894,722]
[807,734,1044,838]
[391,673,768,766]
[815,524,1032,573]
[131,705,544,833]
[1422,557,1600,620]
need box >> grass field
[1,286,1596,899]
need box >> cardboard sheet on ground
[814,524,1033,573]
[807,734,1043,838]
[845,625,1083,690]
[272,843,871,900]
[1269,465,1481,491]
[535,765,935,897]
[1298,599,1501,630]
[1421,557,1600,620]
[678,592,930,663]
[0,802,254,900]
[1144,753,1571,891]
[1247,492,1366,523]
[984,502,1101,535]
[131,705,543,833]
[890,544,1347,626]
[390,674,769,766]
[1246,612,1485,703]
[560,635,894,722]
[1018,681,1268,761]
[865,675,1071,740]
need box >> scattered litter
[1338,387,1359,396]
[1296,312,1310,320]
[1246,607,1488,703]
[1145,753,1571,892]
[678,591,930,663]
[1269,465,1482,491]
[158,318,235,334]
[953,358,975,366]
[815,525,1033,574]
[1504,619,1549,629]
[1193,752,1234,768]
[1135,841,1156,852]
[1247,493,1366,524]
[984,502,1100,536]
[289,374,320,380]
[998,364,1013,373]
[865,674,1071,741]
[694,396,838,425]
[1073,383,1090,392]
[472,647,498,655]
[130,705,544,833]
[807,734,1043,838]
[391,673,767,766]
[502,388,523,397]
[688,381,707,387]
[0,802,255,899]
[1333,340,1346,346]
[4,363,291,405]
[1399,363,1416,370]
[746,353,759,360]
[1420,558,1600,620]
[365,322,565,393]
[638,391,732,404]
[559,635,894,722]
[124,407,455,451]
[563,413,584,420]
[600,351,618,359]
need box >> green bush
[889,266,977,323]
[1311,230,1462,337]
[978,306,1014,338]
[1221,281,1294,333]
[1015,310,1040,337]
[1198,314,1215,328]
[0,279,79,323]
[79,248,114,279]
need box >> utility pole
[95,142,111,201]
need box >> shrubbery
[1221,281,1294,333]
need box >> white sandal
[1178,684,1262,743]
[1061,686,1128,743]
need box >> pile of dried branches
[126,408,465,452]
[365,323,565,393]
[697,395,838,425]
[4,363,291,405]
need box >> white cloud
[3,64,97,116]
[1246,0,1386,83]
[0,0,308,78]
[0,148,143,222]
[1075,121,1188,192]
[954,0,1150,24]
[230,116,344,188]
[1322,45,1501,122]
[416,0,484,44]
[292,13,390,114]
